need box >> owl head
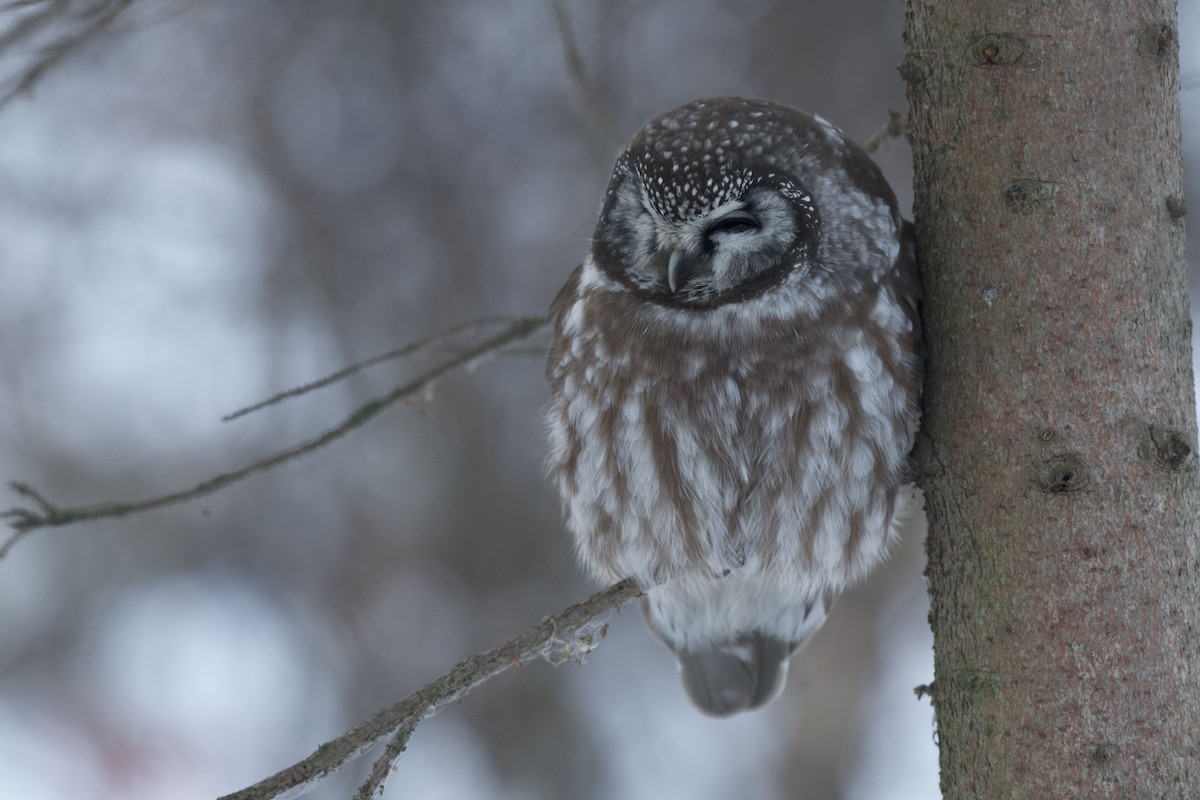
[591,97,901,311]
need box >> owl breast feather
[546,258,917,594]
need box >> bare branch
[219,579,642,800]
[0,316,549,555]
[861,110,908,155]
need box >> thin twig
[219,579,642,800]
[544,0,620,152]
[222,316,535,422]
[0,0,134,108]
[0,0,65,51]
[2,1,62,10]
[355,711,425,800]
[0,316,549,555]
[861,110,908,155]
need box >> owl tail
[676,633,793,717]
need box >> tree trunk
[903,1,1200,796]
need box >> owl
[545,97,921,716]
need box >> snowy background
[1,2,1196,799]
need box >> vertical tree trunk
[903,1,1200,796]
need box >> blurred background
[0,2,1195,798]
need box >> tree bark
[903,1,1200,796]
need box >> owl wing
[896,220,924,362]
[545,264,583,384]
[895,220,925,444]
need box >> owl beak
[667,250,683,293]
[666,249,710,294]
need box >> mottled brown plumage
[546,98,921,716]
